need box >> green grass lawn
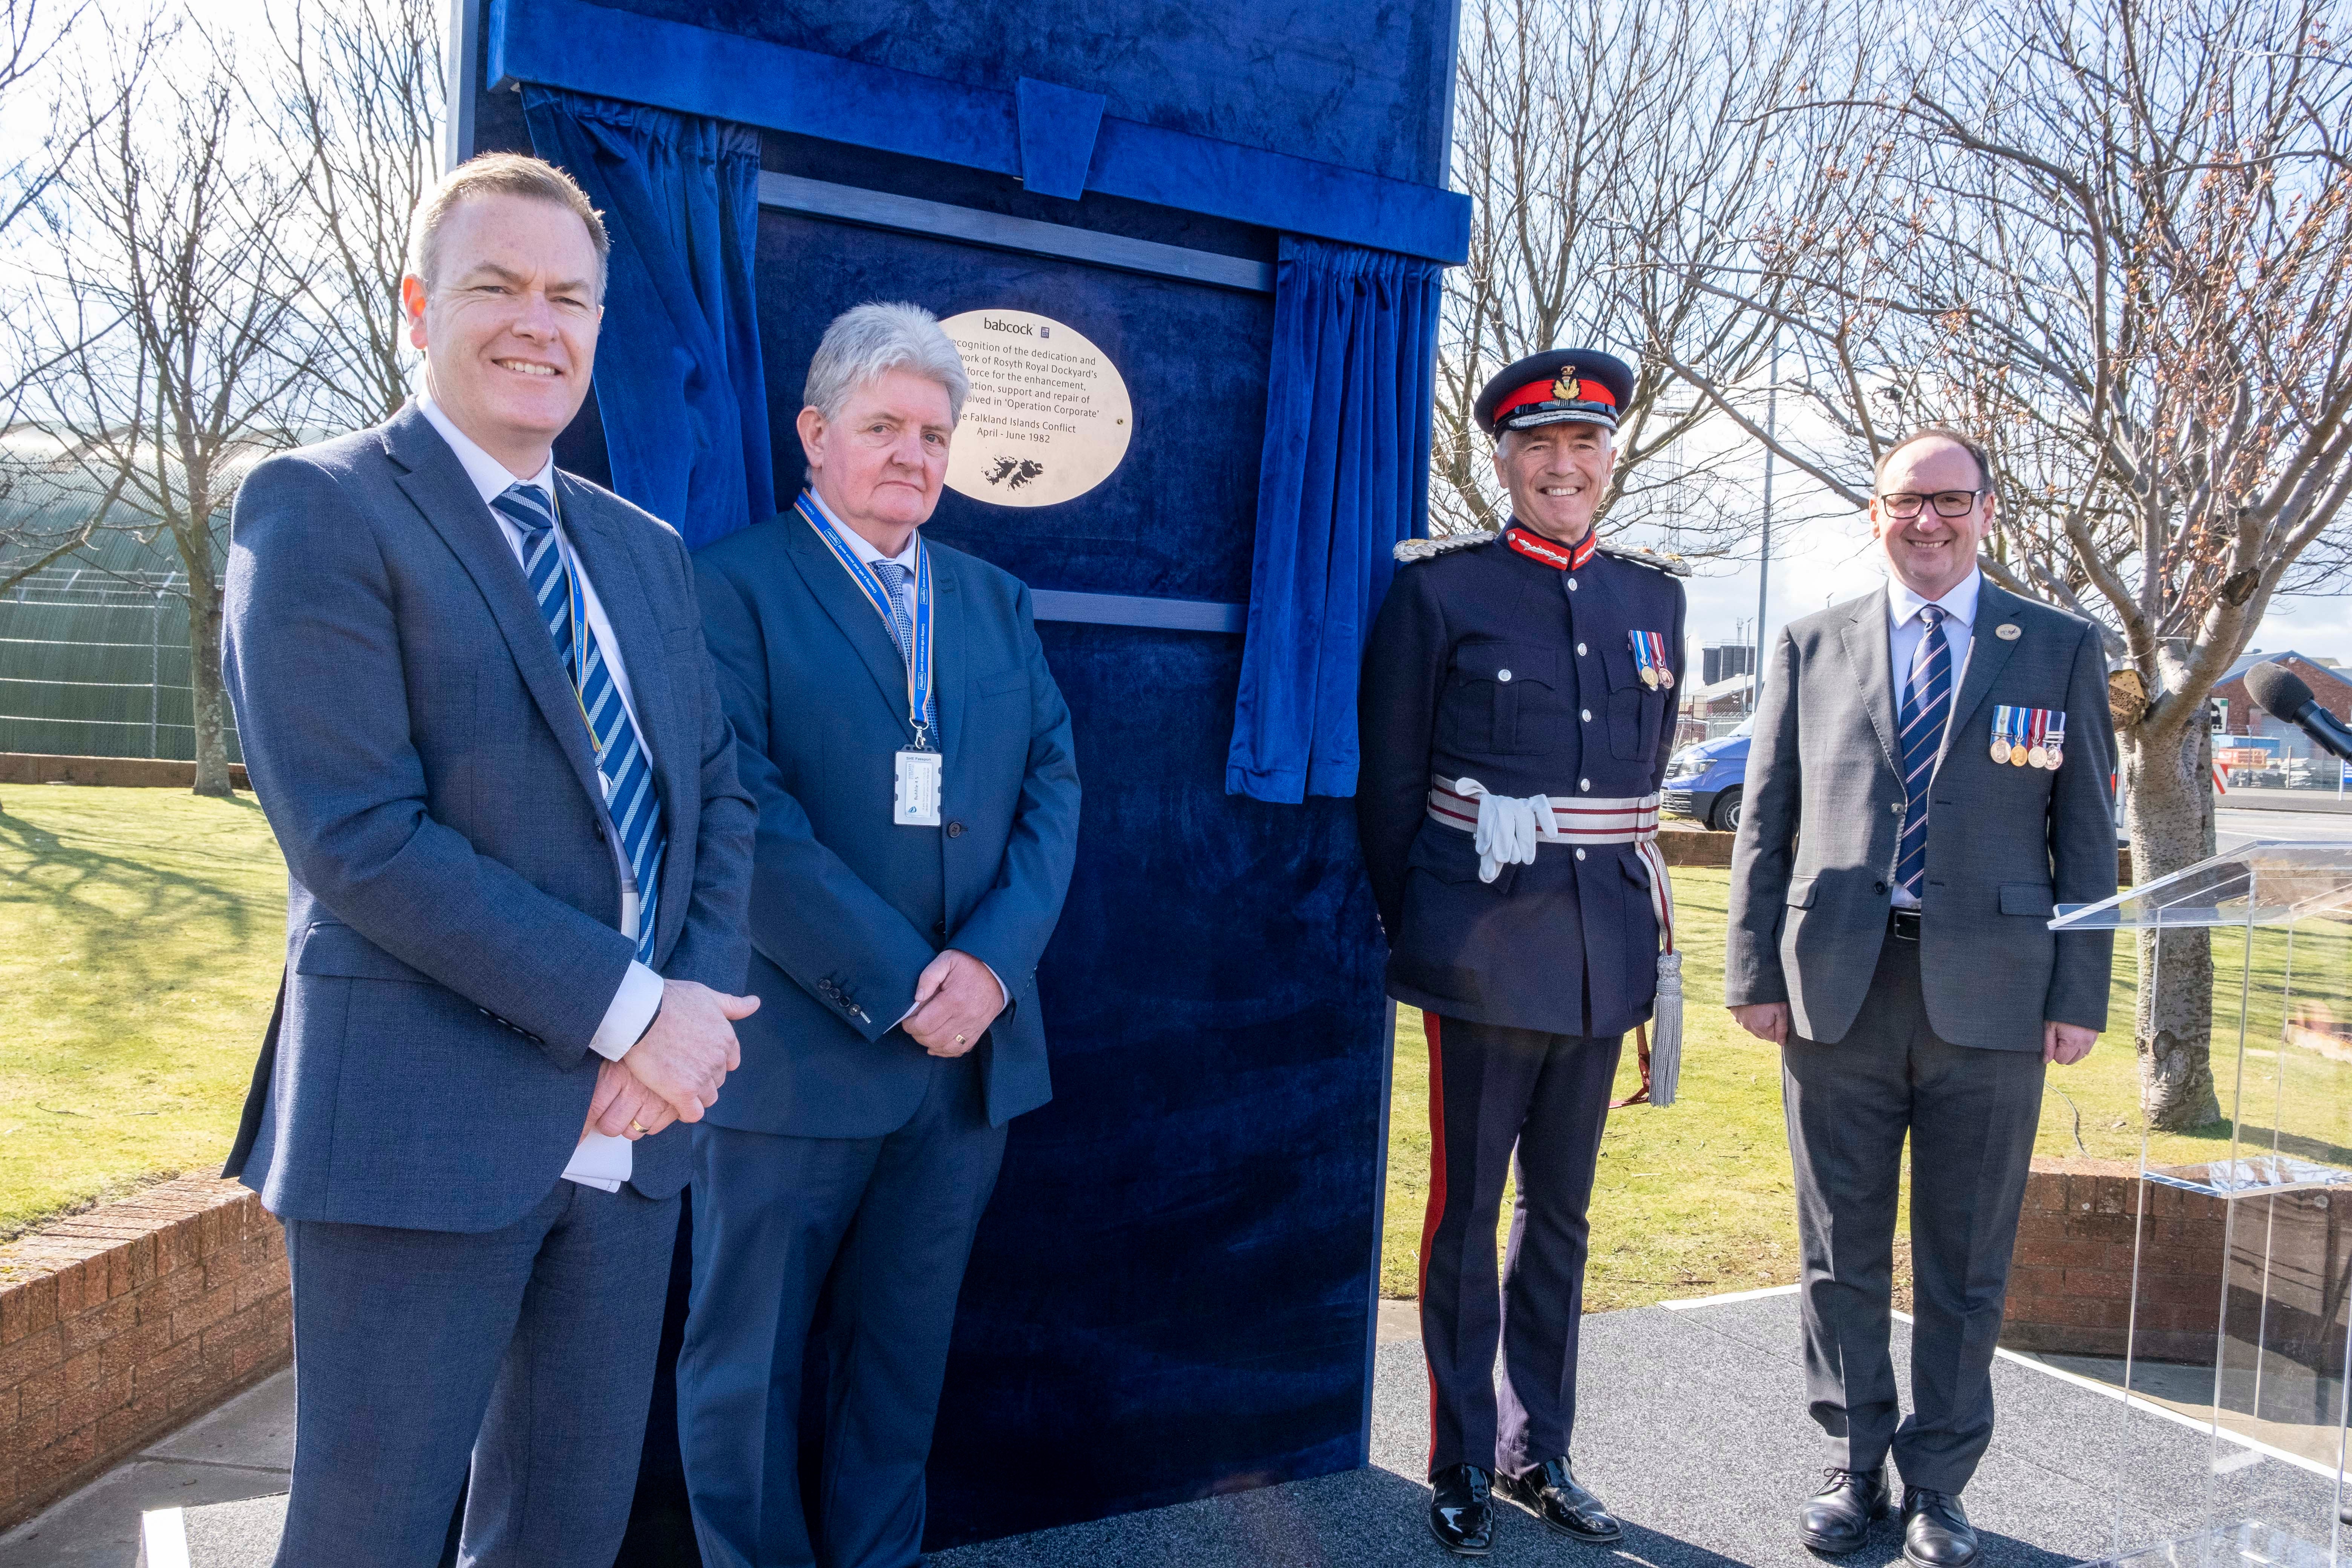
[1377,868,2352,1305]
[10,785,2350,1318]
[0,786,285,1237]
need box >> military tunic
[1356,522,1686,1479]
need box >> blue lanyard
[796,492,936,750]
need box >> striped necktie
[1893,604,1952,900]
[491,482,666,965]
[870,560,915,664]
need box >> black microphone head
[2246,659,2315,721]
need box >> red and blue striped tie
[1893,604,1951,900]
[493,482,666,964]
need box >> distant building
[1701,642,1756,686]
[2212,651,2350,735]
[1681,671,1754,719]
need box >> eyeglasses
[1878,490,1988,519]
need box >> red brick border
[2001,1158,2228,1363]
[0,1176,288,1530]
[0,752,250,790]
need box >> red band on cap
[1494,376,1617,423]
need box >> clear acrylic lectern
[2053,842,2352,1568]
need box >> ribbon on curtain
[1226,237,1444,803]
[522,87,774,550]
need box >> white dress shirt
[1886,567,1981,910]
[418,395,663,1188]
[799,488,1008,1021]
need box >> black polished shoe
[1902,1487,1979,1568]
[1799,1466,1891,1554]
[1427,1464,1495,1557]
[1496,1456,1623,1543]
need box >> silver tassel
[1648,949,1683,1108]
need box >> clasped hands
[585,978,760,1142]
[1728,1002,2097,1064]
[904,948,1004,1059]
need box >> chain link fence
[0,525,241,764]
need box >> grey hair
[802,302,970,424]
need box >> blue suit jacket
[220,404,755,1231]
[693,508,1080,1137]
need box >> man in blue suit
[221,154,758,1567]
[682,302,1081,1568]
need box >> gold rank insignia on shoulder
[1594,544,1694,578]
[1394,530,1497,563]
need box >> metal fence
[0,527,241,764]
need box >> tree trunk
[2122,708,2222,1131]
[177,525,233,798]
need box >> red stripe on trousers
[1419,1009,1448,1472]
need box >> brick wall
[0,1176,289,1531]
[2001,1158,2226,1361]
[0,752,250,789]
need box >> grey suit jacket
[220,403,755,1230]
[1725,579,2116,1049]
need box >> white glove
[1453,777,1564,882]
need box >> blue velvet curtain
[1226,237,1443,802]
[522,88,774,550]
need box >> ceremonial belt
[1423,773,1684,1108]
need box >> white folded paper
[562,1129,632,1193]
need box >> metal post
[149,590,162,758]
[1753,339,1779,712]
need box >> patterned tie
[491,482,666,964]
[1893,604,1952,900]
[870,560,915,664]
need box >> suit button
[1497,669,1513,683]
[946,821,966,838]
[1874,880,1888,894]
[1574,847,1587,861]
[1577,643,1587,656]
[1581,709,1592,722]
[1566,577,1579,592]
[1580,778,1591,791]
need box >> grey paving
[29,1297,2350,1566]
[0,1369,292,1568]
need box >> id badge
[894,748,943,827]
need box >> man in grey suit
[221,153,758,1566]
[1726,427,2115,1568]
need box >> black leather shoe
[1427,1464,1495,1556]
[1496,1456,1623,1543]
[1799,1466,1891,1554]
[1902,1487,1979,1568]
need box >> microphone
[2245,660,2352,764]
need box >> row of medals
[1991,735,2063,769]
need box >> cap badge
[1551,369,1579,403]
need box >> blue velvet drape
[1226,237,1443,803]
[522,87,774,550]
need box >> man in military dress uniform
[1359,349,1687,1557]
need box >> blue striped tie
[1893,604,1952,900]
[870,560,915,663]
[491,482,666,965]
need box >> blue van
[1661,717,1753,833]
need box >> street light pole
[1752,339,1779,713]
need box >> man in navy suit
[221,154,758,1566]
[681,302,1081,1568]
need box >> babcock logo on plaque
[940,308,1133,508]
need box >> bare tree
[1676,0,2352,1128]
[263,0,441,429]
[1434,0,1879,555]
[28,26,310,795]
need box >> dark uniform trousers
[1781,929,2045,1494]
[1421,1014,1623,1476]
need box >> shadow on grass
[0,809,271,999]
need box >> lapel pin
[1995,623,2022,641]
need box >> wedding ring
[629,1120,649,1135]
